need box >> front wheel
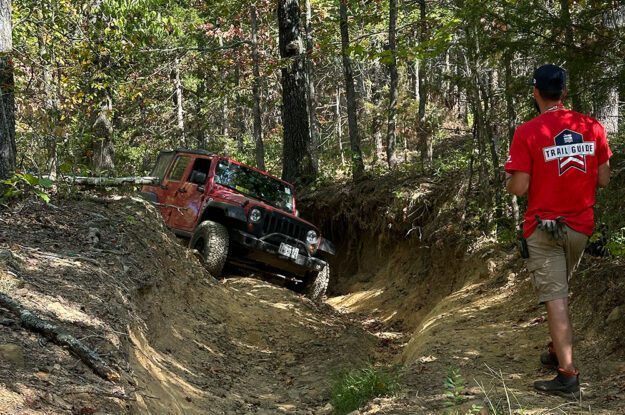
[189,220,229,277]
[303,265,330,303]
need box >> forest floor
[0,195,624,415]
[329,251,625,415]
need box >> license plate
[279,243,299,260]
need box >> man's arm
[598,161,610,188]
[505,171,530,196]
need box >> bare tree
[559,0,581,112]
[417,0,431,170]
[250,5,265,170]
[339,0,364,179]
[0,0,16,179]
[218,34,229,138]
[370,39,386,164]
[278,0,316,184]
[386,0,399,169]
[335,86,345,165]
[304,0,318,169]
[37,2,60,181]
[595,6,623,134]
[173,56,186,146]
[89,5,115,173]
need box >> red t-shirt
[505,108,612,238]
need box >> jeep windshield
[214,160,295,213]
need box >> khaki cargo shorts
[526,225,588,303]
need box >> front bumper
[230,229,327,272]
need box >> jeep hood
[210,188,320,232]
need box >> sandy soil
[1,195,623,415]
[0,197,377,415]
[329,247,625,414]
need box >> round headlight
[249,208,262,223]
[306,230,318,244]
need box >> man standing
[505,64,612,398]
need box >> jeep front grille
[262,212,309,242]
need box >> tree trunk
[335,87,345,166]
[483,69,501,213]
[596,7,622,134]
[195,78,206,149]
[304,0,318,170]
[218,35,229,138]
[386,0,399,169]
[417,0,431,171]
[596,85,619,134]
[234,63,245,153]
[278,0,315,185]
[37,2,60,181]
[92,92,114,173]
[370,43,385,164]
[0,0,15,180]
[90,7,115,173]
[503,52,516,146]
[560,0,582,112]
[173,56,186,146]
[250,5,265,171]
[464,37,491,229]
[408,60,418,100]
[504,51,520,227]
[339,0,364,179]
[355,61,368,101]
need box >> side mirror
[197,185,205,193]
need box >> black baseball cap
[532,64,566,92]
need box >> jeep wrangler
[141,149,334,301]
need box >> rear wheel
[189,220,229,277]
[303,265,330,303]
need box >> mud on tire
[189,220,229,277]
[303,265,329,303]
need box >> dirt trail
[299,171,625,414]
[0,197,377,415]
[131,276,376,414]
[328,248,625,414]
[1,194,624,415]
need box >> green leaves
[379,49,395,65]
[443,366,476,409]
[0,173,53,204]
[330,366,399,415]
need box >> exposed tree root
[0,292,120,382]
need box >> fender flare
[199,200,247,223]
[318,238,336,256]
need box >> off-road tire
[189,220,229,277]
[304,265,330,303]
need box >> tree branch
[0,292,120,382]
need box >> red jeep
[141,149,334,301]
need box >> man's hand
[506,171,530,196]
[598,161,610,188]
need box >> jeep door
[157,153,194,226]
[141,150,175,205]
[166,156,213,233]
